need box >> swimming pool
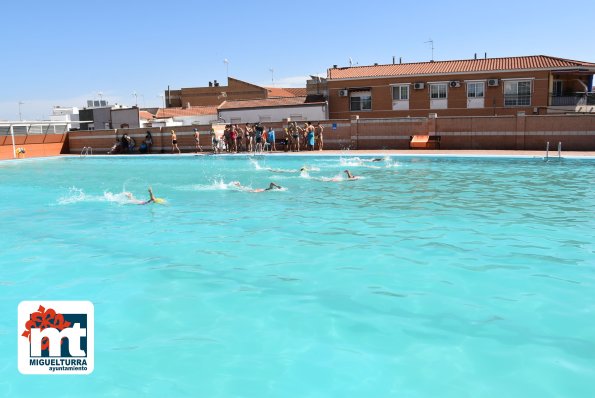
[1,154,594,397]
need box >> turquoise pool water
[1,154,594,397]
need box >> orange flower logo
[21,305,72,350]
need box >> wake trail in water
[57,187,144,205]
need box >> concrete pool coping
[2,149,595,162]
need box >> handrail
[80,146,93,157]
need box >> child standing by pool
[171,130,181,154]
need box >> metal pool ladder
[544,141,562,161]
[80,146,93,157]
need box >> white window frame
[467,82,485,98]
[504,80,532,106]
[392,85,409,100]
[429,83,447,99]
[350,91,372,112]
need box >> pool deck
[258,150,595,157]
[2,149,595,161]
[91,149,595,158]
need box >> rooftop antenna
[349,57,353,67]
[269,68,274,86]
[223,58,229,79]
[424,38,434,61]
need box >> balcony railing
[504,94,531,107]
[550,94,588,106]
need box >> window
[504,80,531,106]
[553,80,563,96]
[350,91,372,111]
[430,83,447,99]
[467,82,485,98]
[392,85,409,100]
[259,116,271,122]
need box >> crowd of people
[108,121,325,155]
[211,121,324,154]
[109,131,154,155]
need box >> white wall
[219,105,326,124]
[173,114,217,125]
[151,118,184,127]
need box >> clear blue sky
[0,0,593,120]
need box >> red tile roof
[139,111,154,120]
[328,55,595,79]
[155,106,218,118]
[265,87,308,97]
[286,87,307,96]
[219,96,323,110]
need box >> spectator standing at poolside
[245,124,252,152]
[288,122,299,152]
[171,130,181,154]
[301,123,309,151]
[230,125,238,153]
[254,123,264,153]
[315,122,324,151]
[283,127,291,152]
[306,122,315,151]
[193,129,202,153]
[223,125,231,153]
[236,124,245,152]
[245,123,253,152]
[267,127,276,151]
[210,129,220,154]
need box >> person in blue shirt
[306,122,315,151]
[267,127,276,151]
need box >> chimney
[474,53,477,60]
[374,63,378,66]
[484,52,487,59]
[392,56,395,64]
[333,64,337,68]
[209,81,213,87]
[400,57,402,64]
[214,80,220,87]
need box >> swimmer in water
[143,187,158,204]
[126,187,161,205]
[233,182,282,192]
[344,170,358,180]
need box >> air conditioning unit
[488,79,499,87]
[449,81,461,88]
[413,82,425,90]
[338,89,349,97]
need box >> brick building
[327,55,595,119]
[166,77,307,108]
